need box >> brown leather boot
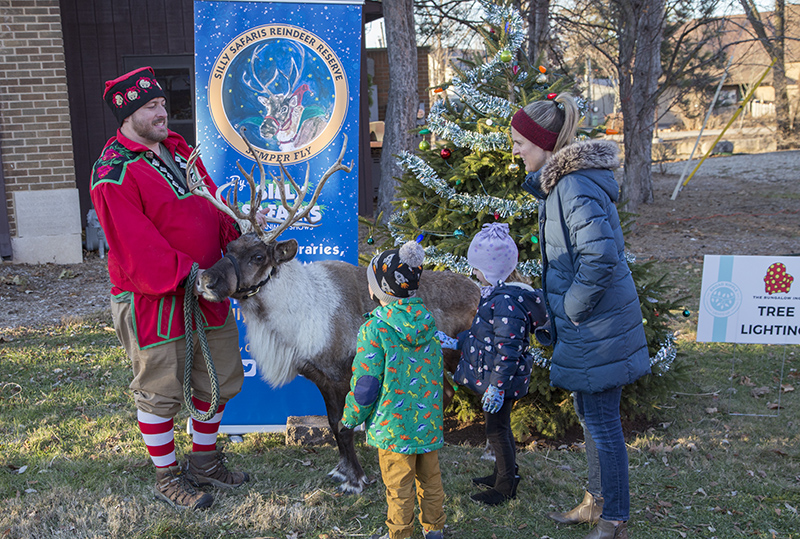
[583,518,628,539]
[547,490,604,525]
[186,450,249,489]
[154,465,214,510]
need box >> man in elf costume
[90,66,248,510]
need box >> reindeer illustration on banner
[241,41,330,152]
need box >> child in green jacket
[341,240,445,539]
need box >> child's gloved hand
[435,330,458,350]
[481,385,505,414]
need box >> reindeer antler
[187,127,352,244]
[186,146,255,235]
[262,135,353,243]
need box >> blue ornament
[416,234,424,243]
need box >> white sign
[697,255,799,344]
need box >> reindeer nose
[197,269,217,295]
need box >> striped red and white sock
[191,397,225,453]
[137,410,177,468]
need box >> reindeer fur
[198,233,479,493]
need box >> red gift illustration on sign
[763,262,794,295]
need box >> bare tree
[415,0,482,48]
[527,0,552,63]
[377,0,419,220]
[617,0,665,209]
[739,0,795,146]
[554,0,728,210]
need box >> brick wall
[367,47,431,121]
[0,0,76,239]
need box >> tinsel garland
[451,83,516,118]
[387,210,542,278]
[458,2,524,85]
[425,1,526,151]
[397,151,539,218]
[426,101,510,151]
[650,332,678,373]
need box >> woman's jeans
[573,387,629,521]
[484,397,516,495]
[573,392,602,499]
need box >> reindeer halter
[224,252,277,298]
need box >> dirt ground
[625,150,800,261]
[1,149,798,330]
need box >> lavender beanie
[467,223,519,285]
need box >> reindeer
[244,43,328,151]
[186,131,480,493]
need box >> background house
[659,6,800,132]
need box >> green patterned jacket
[342,297,444,454]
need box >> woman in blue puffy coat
[512,94,649,539]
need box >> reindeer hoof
[337,481,364,495]
[328,468,369,494]
[328,468,347,483]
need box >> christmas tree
[377,0,683,440]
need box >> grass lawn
[1,260,799,538]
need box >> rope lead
[183,263,220,422]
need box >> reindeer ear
[273,239,298,263]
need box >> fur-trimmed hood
[536,139,620,197]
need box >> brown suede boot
[186,450,249,489]
[547,490,604,525]
[583,518,628,539]
[154,465,214,510]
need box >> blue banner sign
[194,0,363,430]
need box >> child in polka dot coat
[444,223,547,506]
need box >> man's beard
[131,116,168,144]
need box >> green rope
[183,263,220,422]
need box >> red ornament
[494,212,500,220]
[512,65,520,75]
[440,148,452,159]
[547,93,557,100]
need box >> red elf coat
[90,129,239,349]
